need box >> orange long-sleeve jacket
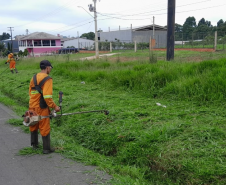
[29,73,57,110]
[7,53,14,62]
[6,53,16,69]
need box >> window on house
[51,40,56,46]
[43,40,50,46]
[34,41,41,46]
[27,41,33,46]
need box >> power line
[97,13,153,20]
[98,0,209,16]
[14,0,80,28]
[2,0,225,37]
[40,1,226,33]
[99,0,167,15]
[47,18,93,33]
[176,3,226,14]
[98,0,211,18]
[51,21,94,34]
[97,2,226,21]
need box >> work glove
[5,62,7,64]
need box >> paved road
[0,103,111,185]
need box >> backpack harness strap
[31,74,51,94]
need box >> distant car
[58,48,78,54]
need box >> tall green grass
[53,57,226,101]
[1,51,226,184]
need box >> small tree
[18,50,23,57]
[80,32,95,40]
[23,49,28,56]
[2,50,9,57]
[0,42,5,52]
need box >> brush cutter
[0,65,9,75]
[22,91,109,127]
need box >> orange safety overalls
[7,53,16,69]
[29,73,57,136]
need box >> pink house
[18,32,61,57]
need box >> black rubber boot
[14,68,18,73]
[31,131,39,149]
[10,70,14,74]
[42,133,55,154]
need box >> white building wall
[132,30,167,48]
[19,46,27,52]
[99,29,167,48]
[63,38,95,49]
[99,30,132,43]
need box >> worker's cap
[40,60,53,69]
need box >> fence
[175,31,226,50]
[98,40,149,51]
[96,31,226,51]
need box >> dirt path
[79,53,120,61]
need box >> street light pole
[8,27,14,52]
[79,2,99,59]
[93,0,99,59]
[78,6,93,17]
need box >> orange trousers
[10,61,16,69]
[29,107,51,136]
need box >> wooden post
[134,41,137,52]
[158,35,159,48]
[203,34,204,48]
[149,36,152,51]
[214,31,217,51]
[110,42,112,52]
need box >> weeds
[18,146,43,155]
[149,50,157,63]
[116,53,121,63]
[1,51,226,184]
[7,118,22,126]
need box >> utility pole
[93,0,99,59]
[153,16,155,39]
[166,0,176,61]
[89,0,99,59]
[8,27,14,52]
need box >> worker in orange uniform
[5,53,18,73]
[29,60,60,154]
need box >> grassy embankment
[1,50,226,184]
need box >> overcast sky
[1,0,225,38]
